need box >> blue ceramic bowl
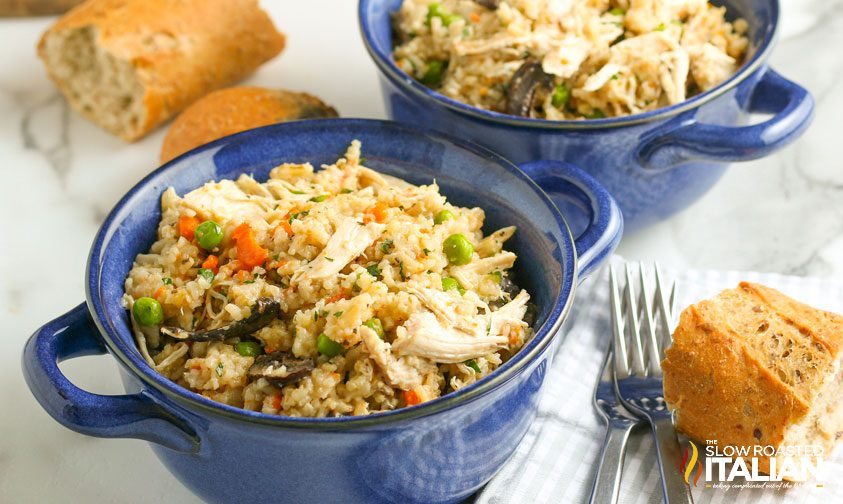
[23,120,621,504]
[359,0,814,231]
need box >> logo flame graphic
[678,440,702,486]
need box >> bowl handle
[22,303,200,453]
[517,160,623,280]
[638,68,814,170]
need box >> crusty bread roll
[160,86,338,163]
[663,282,843,478]
[37,0,285,141]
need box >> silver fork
[610,263,692,504]
[588,346,639,504]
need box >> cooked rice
[123,141,533,417]
[392,0,749,119]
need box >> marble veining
[1,1,841,503]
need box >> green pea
[317,333,345,357]
[198,268,215,283]
[489,271,502,284]
[132,297,163,326]
[441,277,465,295]
[310,194,328,203]
[195,220,223,250]
[433,209,454,225]
[465,359,481,373]
[235,341,263,357]
[443,233,473,265]
[551,84,570,108]
[364,318,385,340]
[426,3,461,27]
[421,60,446,87]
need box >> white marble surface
[0,1,840,502]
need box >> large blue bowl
[359,0,814,231]
[23,119,621,504]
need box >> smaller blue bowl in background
[359,0,814,231]
[23,119,622,504]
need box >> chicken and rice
[123,141,533,417]
[392,0,749,119]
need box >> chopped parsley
[198,268,214,283]
[162,277,173,285]
[333,311,343,318]
[341,188,354,194]
[366,263,381,277]
[310,194,328,203]
[465,359,481,373]
[399,261,407,281]
[288,211,309,224]
[290,190,305,195]
[215,363,224,377]
[380,239,394,254]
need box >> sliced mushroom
[161,298,281,342]
[505,61,552,117]
[474,0,500,9]
[248,351,314,387]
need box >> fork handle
[588,421,635,504]
[652,416,695,504]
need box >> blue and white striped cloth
[476,258,843,504]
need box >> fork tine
[669,280,679,324]
[623,264,646,376]
[638,263,662,376]
[653,263,676,362]
[609,266,630,378]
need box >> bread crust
[38,0,285,141]
[662,282,843,475]
[160,86,338,163]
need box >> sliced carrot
[470,12,480,23]
[277,220,293,236]
[201,254,219,273]
[325,291,349,304]
[363,202,388,224]
[153,285,166,300]
[235,270,251,282]
[231,222,268,270]
[178,215,199,241]
[265,346,277,354]
[271,392,283,411]
[403,390,421,407]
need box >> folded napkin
[476,257,843,504]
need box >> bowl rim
[85,118,578,429]
[358,0,780,130]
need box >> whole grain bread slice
[662,282,843,478]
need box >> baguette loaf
[38,0,285,141]
[160,87,338,163]
[662,282,843,478]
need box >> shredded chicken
[182,179,271,224]
[489,290,531,338]
[292,217,386,283]
[475,226,516,257]
[451,252,517,290]
[359,326,423,390]
[393,311,508,363]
